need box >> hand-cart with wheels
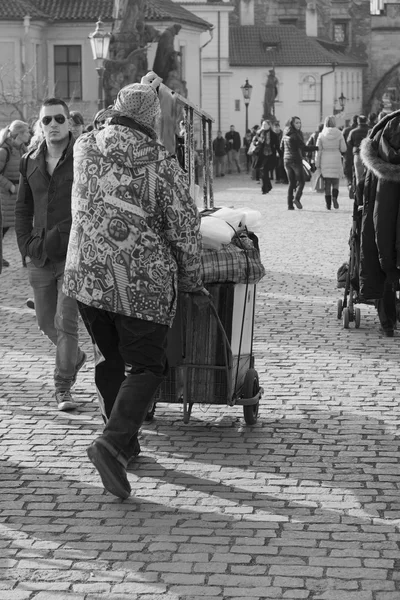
[149,86,264,424]
[152,281,263,424]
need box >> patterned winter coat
[316,127,346,179]
[63,123,203,327]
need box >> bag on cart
[200,231,265,285]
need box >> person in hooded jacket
[63,72,206,499]
[359,110,400,337]
[280,116,317,210]
[316,115,347,210]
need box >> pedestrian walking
[213,130,227,177]
[15,97,86,412]
[359,110,400,337]
[272,121,287,183]
[0,120,31,267]
[306,123,323,172]
[250,124,261,182]
[243,129,253,173]
[63,71,206,499]
[252,120,279,195]
[225,125,241,173]
[281,116,317,210]
[342,115,358,145]
[344,115,369,188]
[69,111,85,139]
[315,115,347,210]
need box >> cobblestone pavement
[1,174,400,600]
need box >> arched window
[301,75,316,101]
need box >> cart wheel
[355,307,361,329]
[144,402,156,422]
[343,307,350,329]
[242,369,260,425]
[337,299,343,319]
[183,402,193,424]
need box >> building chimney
[306,1,318,37]
[240,0,255,26]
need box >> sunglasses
[41,114,66,126]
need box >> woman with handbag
[316,115,347,210]
[280,116,317,210]
[252,120,280,195]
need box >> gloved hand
[141,71,163,90]
[191,287,211,312]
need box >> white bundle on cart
[199,207,265,285]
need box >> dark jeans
[78,304,168,457]
[284,162,305,206]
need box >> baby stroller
[337,199,363,328]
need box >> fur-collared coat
[359,110,400,300]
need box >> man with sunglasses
[15,97,86,412]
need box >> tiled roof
[0,0,211,28]
[230,25,366,67]
[28,0,114,21]
[145,0,211,29]
[0,0,48,19]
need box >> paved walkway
[1,175,400,600]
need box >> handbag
[310,168,324,193]
[302,159,312,182]
[247,140,257,156]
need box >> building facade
[0,0,210,126]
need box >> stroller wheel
[343,307,350,329]
[355,307,361,329]
[337,299,343,319]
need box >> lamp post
[89,17,112,112]
[241,79,253,133]
[334,91,347,115]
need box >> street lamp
[334,91,347,114]
[89,17,112,112]
[338,92,346,110]
[241,79,253,133]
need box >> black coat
[281,126,316,166]
[15,135,75,267]
[359,110,400,300]
[252,129,280,170]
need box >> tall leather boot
[332,188,339,209]
[87,371,164,499]
[102,371,164,459]
[325,195,332,210]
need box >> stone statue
[103,22,160,107]
[153,24,182,84]
[264,69,278,120]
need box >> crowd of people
[212,112,383,212]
